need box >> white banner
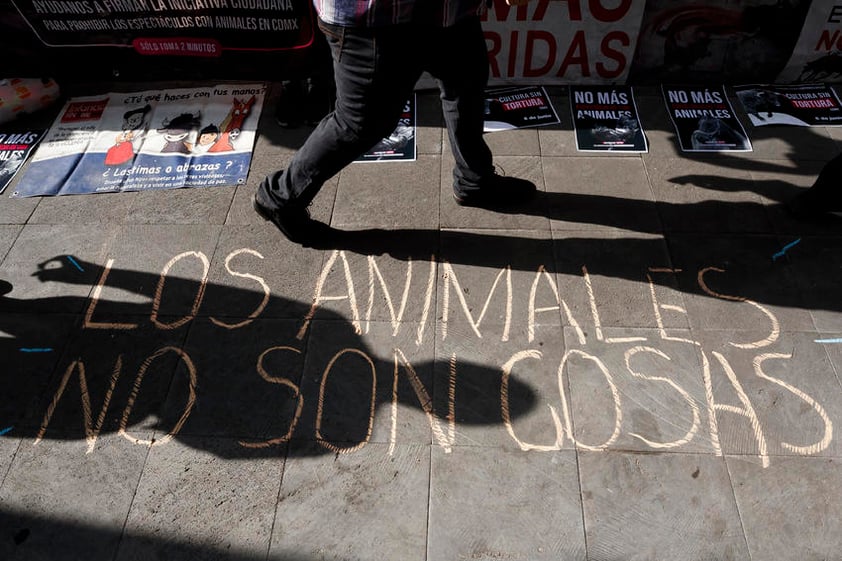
[481,0,646,85]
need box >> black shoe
[453,173,536,208]
[253,194,330,245]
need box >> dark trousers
[259,16,494,209]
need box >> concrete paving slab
[429,446,585,561]
[92,224,222,319]
[0,224,117,314]
[125,185,235,224]
[665,234,816,333]
[162,318,306,442]
[117,436,282,561]
[552,231,687,330]
[542,156,660,233]
[434,320,566,450]
[295,319,435,449]
[727,455,842,561]
[290,231,439,324]
[0,435,20,487]
[0,197,38,226]
[0,314,79,429]
[689,329,842,461]
[735,122,838,163]
[0,225,21,265]
[783,235,842,332]
[200,224,331,320]
[29,322,190,442]
[645,157,773,234]
[482,127,542,157]
[334,155,441,230]
[0,433,149,561]
[28,191,135,225]
[440,154,550,231]
[270,442,429,561]
[562,327,716,454]
[579,450,749,561]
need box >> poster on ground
[0,129,43,194]
[483,86,559,132]
[12,83,265,197]
[355,95,415,162]
[734,83,842,127]
[662,85,751,152]
[569,85,647,152]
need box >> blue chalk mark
[0,427,13,436]
[815,338,842,344]
[20,348,53,353]
[66,255,84,272]
[772,238,802,261]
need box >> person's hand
[505,0,529,5]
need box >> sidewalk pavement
[1,81,841,561]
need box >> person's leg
[426,17,494,193]
[426,16,535,206]
[258,21,422,212]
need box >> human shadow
[0,257,538,459]
[298,186,842,316]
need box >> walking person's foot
[453,172,536,209]
[253,194,332,246]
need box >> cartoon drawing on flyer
[209,96,256,152]
[158,113,201,154]
[193,124,220,154]
[104,104,151,166]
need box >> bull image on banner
[12,84,265,197]
[630,0,810,84]
[777,2,842,83]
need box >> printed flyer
[569,85,647,152]
[0,129,44,194]
[483,86,559,132]
[662,85,752,152]
[734,83,842,126]
[356,95,416,162]
[12,83,265,197]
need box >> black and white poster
[356,95,415,162]
[734,83,842,127]
[0,129,43,194]
[483,86,559,132]
[662,85,751,152]
[569,85,647,152]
